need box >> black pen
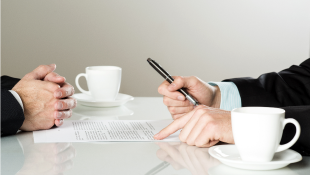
[147,58,199,106]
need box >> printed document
[33,120,180,143]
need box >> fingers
[171,113,186,120]
[179,108,210,143]
[168,106,194,115]
[154,120,183,140]
[54,97,77,110]
[196,128,219,148]
[25,64,56,80]
[54,110,73,120]
[154,106,204,140]
[55,119,64,127]
[54,82,75,98]
[159,82,185,101]
[167,76,199,92]
[163,96,191,106]
[41,81,61,93]
[44,72,66,84]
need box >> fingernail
[57,112,62,119]
[154,133,160,139]
[55,91,62,98]
[168,83,176,89]
[57,102,63,109]
[49,64,56,69]
[177,96,185,101]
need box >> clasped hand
[12,64,77,131]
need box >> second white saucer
[72,93,134,107]
[208,145,302,170]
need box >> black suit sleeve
[1,75,21,90]
[1,91,25,136]
[280,106,310,156]
[224,59,310,156]
[223,58,310,107]
[1,76,24,136]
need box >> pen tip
[147,58,152,62]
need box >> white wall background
[2,0,310,96]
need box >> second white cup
[75,66,122,101]
[231,107,301,162]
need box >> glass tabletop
[1,97,309,175]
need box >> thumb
[26,64,56,80]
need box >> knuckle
[163,97,170,106]
[71,99,77,109]
[50,83,60,91]
[169,107,176,114]
[206,121,217,131]
[175,76,183,82]
[172,115,176,120]
[158,85,164,94]
[72,86,75,94]
[195,141,204,147]
[195,105,206,111]
[38,65,47,70]
[179,134,186,142]
[186,139,195,146]
[69,110,73,117]
[200,114,211,122]
[196,108,207,115]
[62,100,69,109]
[23,73,32,79]
[190,76,197,80]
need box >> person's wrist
[211,86,221,108]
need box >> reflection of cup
[232,107,301,162]
[75,66,122,101]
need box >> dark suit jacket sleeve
[223,58,310,156]
[1,75,21,90]
[1,76,24,136]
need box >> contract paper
[33,120,180,143]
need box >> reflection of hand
[157,76,221,119]
[156,142,220,175]
[12,64,77,131]
[155,106,234,147]
[16,140,76,175]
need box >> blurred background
[2,0,310,97]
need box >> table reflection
[15,133,76,175]
[154,142,220,175]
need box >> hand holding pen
[147,58,221,119]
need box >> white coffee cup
[231,107,300,162]
[75,66,122,101]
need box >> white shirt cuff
[8,90,24,112]
[208,82,242,111]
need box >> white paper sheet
[33,120,180,143]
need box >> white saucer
[208,145,302,170]
[208,164,298,175]
[72,93,134,107]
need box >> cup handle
[276,118,301,152]
[75,73,91,95]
